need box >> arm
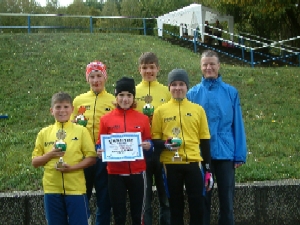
[232,92,247,164]
[200,139,213,191]
[32,145,65,168]
[200,139,211,169]
[56,157,96,173]
[141,116,154,156]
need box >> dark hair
[201,50,220,63]
[51,92,73,107]
[138,52,159,66]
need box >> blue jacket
[187,76,247,162]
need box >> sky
[36,0,74,7]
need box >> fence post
[90,16,93,33]
[193,29,197,53]
[143,18,146,36]
[250,48,254,68]
[240,37,245,61]
[27,15,31,33]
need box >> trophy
[75,106,88,127]
[142,95,154,117]
[55,129,67,152]
[172,127,182,162]
[56,157,65,169]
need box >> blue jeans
[144,155,170,225]
[203,160,235,225]
[84,158,111,225]
[44,194,89,225]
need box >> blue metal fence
[0,13,154,35]
[1,13,299,67]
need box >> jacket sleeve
[232,92,247,163]
[97,117,107,144]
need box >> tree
[99,0,121,33]
[200,0,300,47]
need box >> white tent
[157,3,234,42]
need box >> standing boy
[32,92,97,225]
[135,52,171,225]
[187,50,247,225]
[151,69,213,225]
[71,61,115,225]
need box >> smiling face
[88,71,107,93]
[116,91,134,109]
[169,81,187,100]
[139,63,159,82]
[51,101,74,123]
[201,56,220,79]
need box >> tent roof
[157,3,233,26]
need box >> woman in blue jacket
[187,50,247,225]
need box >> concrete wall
[1,180,300,225]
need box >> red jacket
[98,107,151,174]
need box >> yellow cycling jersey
[135,80,171,113]
[71,90,115,144]
[32,121,97,194]
[151,98,210,164]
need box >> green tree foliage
[120,0,143,34]
[98,0,121,33]
[0,0,299,48]
[200,0,300,46]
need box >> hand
[49,144,65,159]
[165,138,180,151]
[205,171,214,191]
[97,149,104,159]
[139,141,152,150]
[56,163,71,172]
[234,162,243,169]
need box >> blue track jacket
[187,76,247,162]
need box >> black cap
[167,69,189,89]
[115,77,136,97]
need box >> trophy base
[56,162,65,169]
[172,156,182,162]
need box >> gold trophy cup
[55,129,67,152]
[172,127,182,162]
[142,95,154,117]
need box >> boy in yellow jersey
[71,61,115,225]
[135,52,171,225]
[151,69,213,225]
[32,92,97,225]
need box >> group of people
[32,50,247,225]
[204,20,223,46]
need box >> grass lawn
[0,33,299,192]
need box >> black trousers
[165,163,204,225]
[108,173,146,225]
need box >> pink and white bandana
[85,61,107,81]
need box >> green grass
[0,33,299,192]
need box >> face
[116,91,134,109]
[88,71,106,93]
[201,56,220,79]
[50,101,74,123]
[139,63,159,82]
[169,81,187,100]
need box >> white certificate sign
[101,132,144,162]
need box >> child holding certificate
[97,76,153,225]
